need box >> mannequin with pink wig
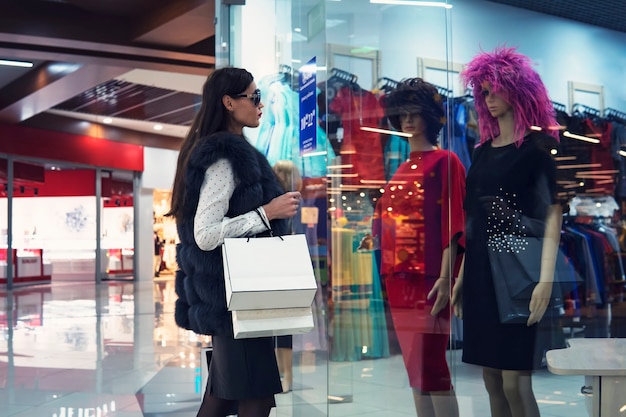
[452,47,563,417]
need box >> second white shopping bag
[231,307,314,339]
[222,233,317,310]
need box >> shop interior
[0,159,137,284]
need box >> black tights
[196,392,274,417]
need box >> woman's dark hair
[166,67,254,219]
[382,77,445,145]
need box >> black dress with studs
[462,132,565,370]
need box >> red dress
[374,149,466,391]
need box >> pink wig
[460,46,559,145]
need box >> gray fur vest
[174,132,288,336]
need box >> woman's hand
[263,191,301,220]
[527,281,553,326]
[427,278,450,316]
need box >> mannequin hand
[451,281,463,319]
[527,282,553,326]
[427,277,450,316]
[263,191,301,220]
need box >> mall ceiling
[0,0,624,151]
[487,0,626,34]
[0,0,216,149]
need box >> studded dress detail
[462,132,564,370]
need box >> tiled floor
[0,277,596,417]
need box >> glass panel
[0,156,9,285]
[322,2,454,416]
[11,160,97,284]
[153,188,176,278]
[449,1,626,415]
[233,0,332,414]
[235,1,456,415]
[101,169,135,280]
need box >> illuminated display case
[0,248,52,285]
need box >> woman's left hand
[427,277,450,316]
[527,281,553,326]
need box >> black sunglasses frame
[233,89,261,107]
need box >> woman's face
[481,84,511,118]
[399,112,426,137]
[226,82,264,134]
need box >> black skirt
[208,334,282,400]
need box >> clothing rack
[278,64,299,90]
[329,67,359,84]
[552,101,567,113]
[572,103,601,118]
[433,84,452,98]
[376,77,399,92]
[605,107,626,123]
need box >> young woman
[453,47,563,417]
[166,67,301,417]
[375,78,465,417]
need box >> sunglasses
[233,89,262,107]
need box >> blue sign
[299,57,317,155]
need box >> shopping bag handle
[253,208,283,240]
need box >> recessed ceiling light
[102,117,113,124]
[0,59,34,68]
[153,124,164,131]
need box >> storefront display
[0,195,139,281]
[226,0,626,415]
[0,249,52,285]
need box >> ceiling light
[563,131,600,144]
[0,59,34,68]
[153,124,164,131]
[102,117,113,124]
[370,0,452,8]
[360,126,412,138]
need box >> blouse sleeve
[442,152,467,250]
[193,159,271,251]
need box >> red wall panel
[0,124,143,171]
[37,169,96,196]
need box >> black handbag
[488,235,583,324]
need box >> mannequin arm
[451,255,464,319]
[428,238,458,315]
[527,204,563,326]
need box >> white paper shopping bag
[222,234,317,311]
[232,307,314,339]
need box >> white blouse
[193,158,271,251]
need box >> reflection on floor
[0,277,593,417]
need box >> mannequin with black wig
[375,77,465,417]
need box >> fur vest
[174,132,288,336]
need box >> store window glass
[232,0,626,415]
[153,189,176,278]
[448,1,626,416]
[0,161,140,285]
[10,160,96,285]
[233,0,455,415]
[101,170,134,280]
[0,156,9,285]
